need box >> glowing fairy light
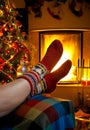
[0,0,31,84]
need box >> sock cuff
[35,80,45,94]
[32,63,48,79]
[24,71,40,83]
[17,75,38,96]
[40,80,46,92]
[43,78,47,91]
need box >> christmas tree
[0,0,31,84]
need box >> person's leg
[0,60,71,117]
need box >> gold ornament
[0,9,4,17]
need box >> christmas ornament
[0,9,3,17]
[27,0,44,17]
[0,31,3,36]
[47,1,64,20]
[69,0,83,17]
[17,58,29,76]
[21,62,28,73]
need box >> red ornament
[0,58,5,70]
[0,31,3,37]
[10,27,14,32]
[12,42,19,53]
[1,80,6,84]
[16,20,22,27]
[0,58,4,64]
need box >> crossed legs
[0,39,72,117]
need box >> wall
[13,0,25,8]
[83,31,90,66]
[13,0,90,30]
[28,1,90,31]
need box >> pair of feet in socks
[19,39,72,96]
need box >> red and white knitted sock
[32,39,63,78]
[36,60,72,94]
[18,39,63,95]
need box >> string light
[0,0,31,84]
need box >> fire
[40,32,81,82]
[51,47,77,82]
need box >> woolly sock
[18,39,63,95]
[39,39,63,74]
[36,60,72,94]
[26,39,63,81]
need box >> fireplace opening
[39,31,83,83]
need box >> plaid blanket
[0,94,75,130]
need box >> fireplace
[39,31,83,83]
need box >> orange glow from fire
[81,68,90,81]
[41,33,81,82]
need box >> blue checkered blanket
[0,94,75,130]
